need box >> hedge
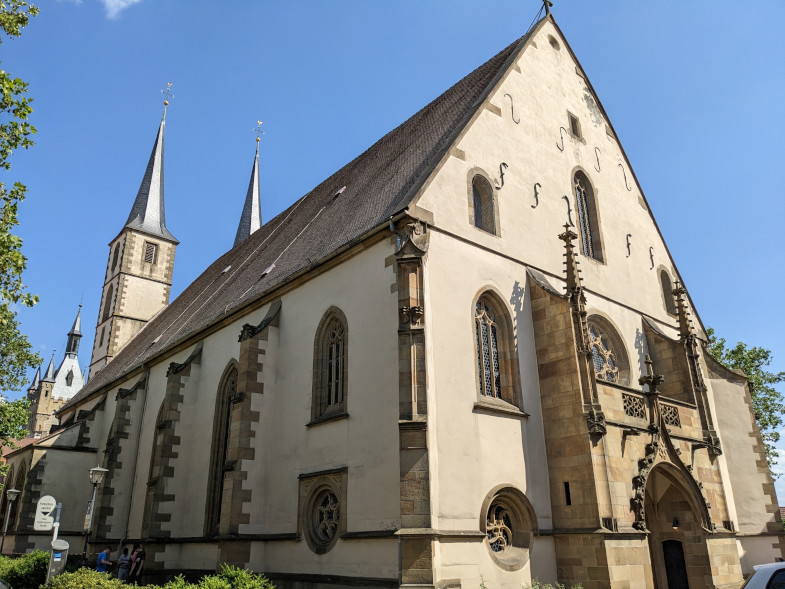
[0,550,49,589]
[43,564,275,588]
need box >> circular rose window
[303,483,342,554]
[482,487,535,571]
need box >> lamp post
[1,488,20,554]
[81,466,107,566]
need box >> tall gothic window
[471,174,498,235]
[587,317,629,385]
[111,244,120,272]
[0,465,14,529]
[102,284,114,323]
[660,269,677,315]
[205,364,238,536]
[312,308,348,421]
[474,293,521,407]
[574,171,603,262]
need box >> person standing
[128,543,146,585]
[117,547,132,582]
[96,546,112,573]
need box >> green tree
[707,327,785,475]
[0,0,40,394]
[0,0,40,465]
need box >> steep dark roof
[61,27,534,413]
[124,118,178,243]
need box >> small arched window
[101,284,114,323]
[587,317,629,385]
[474,293,521,407]
[312,308,348,421]
[660,270,677,315]
[574,171,603,262]
[205,364,238,536]
[111,244,120,272]
[470,175,497,235]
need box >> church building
[2,13,782,589]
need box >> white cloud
[99,0,143,19]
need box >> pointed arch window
[311,308,348,422]
[660,270,677,315]
[111,244,120,272]
[574,171,603,262]
[0,465,14,529]
[470,174,498,235]
[474,293,521,407]
[102,284,114,323]
[205,364,238,536]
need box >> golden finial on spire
[254,120,264,143]
[161,83,174,120]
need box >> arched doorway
[644,464,711,589]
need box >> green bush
[161,565,275,589]
[526,580,583,589]
[43,564,274,589]
[0,550,49,589]
[44,568,126,588]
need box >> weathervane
[254,120,264,143]
[161,82,174,119]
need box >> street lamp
[81,466,108,566]
[1,488,20,554]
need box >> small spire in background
[161,82,174,121]
[234,120,264,247]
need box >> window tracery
[574,171,602,262]
[473,293,521,408]
[588,322,620,383]
[312,308,348,421]
[481,486,534,571]
[475,299,502,399]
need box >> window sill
[306,411,349,428]
[473,398,528,419]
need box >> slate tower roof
[234,142,262,248]
[124,114,178,243]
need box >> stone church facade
[2,14,782,589]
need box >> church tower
[89,96,178,378]
[27,306,85,436]
[233,127,262,247]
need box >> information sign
[34,495,57,531]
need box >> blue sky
[3,1,785,492]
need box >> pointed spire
[66,304,83,357]
[42,354,56,383]
[234,123,263,247]
[124,88,178,243]
[28,366,41,391]
[68,304,82,337]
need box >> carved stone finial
[704,430,723,457]
[639,354,664,396]
[672,281,694,341]
[543,0,553,16]
[558,224,583,297]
